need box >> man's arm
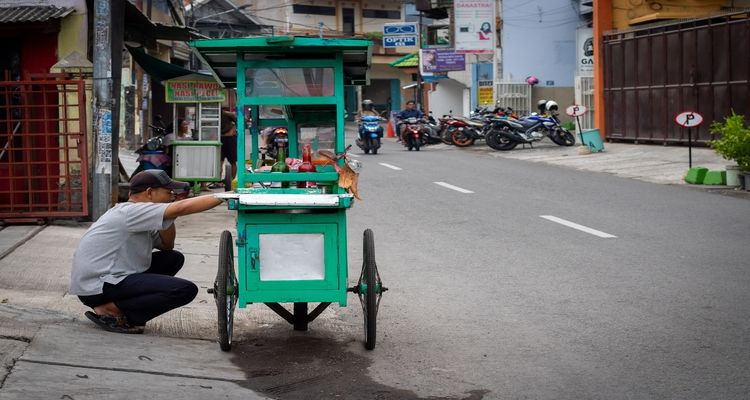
[164,194,223,220]
[157,223,176,250]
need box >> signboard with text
[383,22,418,48]
[420,49,466,75]
[383,35,418,48]
[477,80,494,106]
[454,0,495,54]
[166,80,226,103]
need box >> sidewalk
[0,140,746,399]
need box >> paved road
[1,135,748,399]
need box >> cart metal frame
[192,36,385,351]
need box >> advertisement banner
[420,49,467,75]
[454,0,496,54]
[577,28,594,76]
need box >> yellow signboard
[477,80,494,106]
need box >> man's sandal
[84,311,144,334]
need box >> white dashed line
[540,215,617,238]
[379,163,402,170]
[434,182,474,193]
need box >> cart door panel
[244,223,339,292]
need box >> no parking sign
[674,111,704,128]
[674,111,704,167]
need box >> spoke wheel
[358,229,382,350]
[215,230,238,351]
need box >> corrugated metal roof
[0,5,74,23]
[389,52,418,68]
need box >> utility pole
[91,0,113,220]
[91,0,124,219]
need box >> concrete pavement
[0,139,746,399]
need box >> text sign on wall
[477,80,494,106]
[383,22,418,48]
[383,35,418,48]
[166,80,226,103]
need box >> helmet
[273,127,288,144]
[526,75,539,86]
[362,99,373,111]
[537,99,548,114]
[545,100,558,112]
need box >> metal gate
[496,81,532,116]
[603,11,750,144]
[0,78,89,222]
[575,76,595,131]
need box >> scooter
[355,115,383,154]
[422,112,444,145]
[134,124,171,175]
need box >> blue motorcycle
[355,115,383,154]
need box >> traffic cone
[386,120,395,138]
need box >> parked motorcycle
[485,101,576,151]
[401,117,424,151]
[355,115,383,154]
[134,124,171,175]
[421,112,444,145]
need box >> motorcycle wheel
[451,130,476,147]
[559,130,576,146]
[414,138,421,151]
[486,130,518,151]
[441,127,454,145]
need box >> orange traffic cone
[386,120,395,138]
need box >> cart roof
[190,36,372,88]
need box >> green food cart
[191,36,386,351]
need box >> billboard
[454,0,495,54]
[420,49,466,75]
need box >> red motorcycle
[401,117,424,151]
[438,116,481,147]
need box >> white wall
[501,0,579,87]
[429,78,466,118]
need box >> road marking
[540,215,617,238]
[347,153,360,158]
[434,182,474,193]
[379,163,402,170]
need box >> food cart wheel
[215,230,238,351]
[223,163,232,191]
[357,228,384,350]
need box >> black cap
[129,170,190,194]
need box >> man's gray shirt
[70,202,174,296]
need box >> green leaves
[709,111,750,171]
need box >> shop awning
[123,0,204,42]
[0,5,74,23]
[126,45,210,83]
[389,52,419,68]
